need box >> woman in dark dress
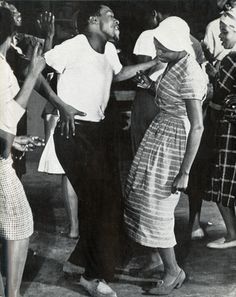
[205,9,236,249]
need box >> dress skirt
[0,156,33,240]
[205,118,236,207]
[124,113,189,248]
[38,114,64,174]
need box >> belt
[74,119,103,126]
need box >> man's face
[219,21,236,49]
[97,5,119,40]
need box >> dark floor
[3,140,236,297]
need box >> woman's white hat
[153,16,194,56]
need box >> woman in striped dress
[124,17,207,295]
[204,9,236,249]
[0,7,45,297]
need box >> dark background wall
[12,0,220,53]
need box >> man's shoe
[207,237,236,249]
[63,261,85,276]
[79,276,117,297]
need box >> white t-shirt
[45,34,122,122]
[133,29,167,81]
[203,18,230,62]
[0,55,25,135]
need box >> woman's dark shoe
[143,269,186,295]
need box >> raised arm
[171,99,204,193]
[0,44,45,158]
[14,44,45,108]
[37,11,55,52]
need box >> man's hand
[37,11,55,39]
[13,136,45,152]
[58,104,86,138]
[134,71,153,89]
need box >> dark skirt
[204,117,236,207]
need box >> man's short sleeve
[133,30,156,59]
[105,42,122,75]
[44,40,70,74]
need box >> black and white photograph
[0,0,236,296]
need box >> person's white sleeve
[105,42,122,75]
[133,30,156,58]
[203,23,215,55]
[0,61,25,134]
[0,100,25,135]
[44,40,70,74]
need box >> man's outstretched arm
[113,57,158,82]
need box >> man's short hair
[76,2,109,32]
[0,7,15,44]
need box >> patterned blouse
[212,51,236,107]
[155,54,207,119]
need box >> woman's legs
[145,247,185,295]
[217,203,236,241]
[3,238,29,297]
[62,175,79,239]
[188,195,203,238]
[158,247,182,284]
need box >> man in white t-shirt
[44,3,158,297]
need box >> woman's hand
[13,136,45,152]
[28,43,46,76]
[205,63,218,79]
[134,71,153,89]
[171,172,189,194]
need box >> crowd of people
[0,1,236,297]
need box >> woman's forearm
[179,125,203,175]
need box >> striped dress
[0,55,33,240]
[124,55,206,248]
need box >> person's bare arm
[0,44,45,158]
[171,99,204,193]
[15,44,45,109]
[34,74,86,138]
[113,57,158,82]
[37,11,55,52]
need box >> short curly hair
[0,1,21,26]
[0,7,15,44]
[76,2,105,32]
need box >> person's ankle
[165,266,181,277]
